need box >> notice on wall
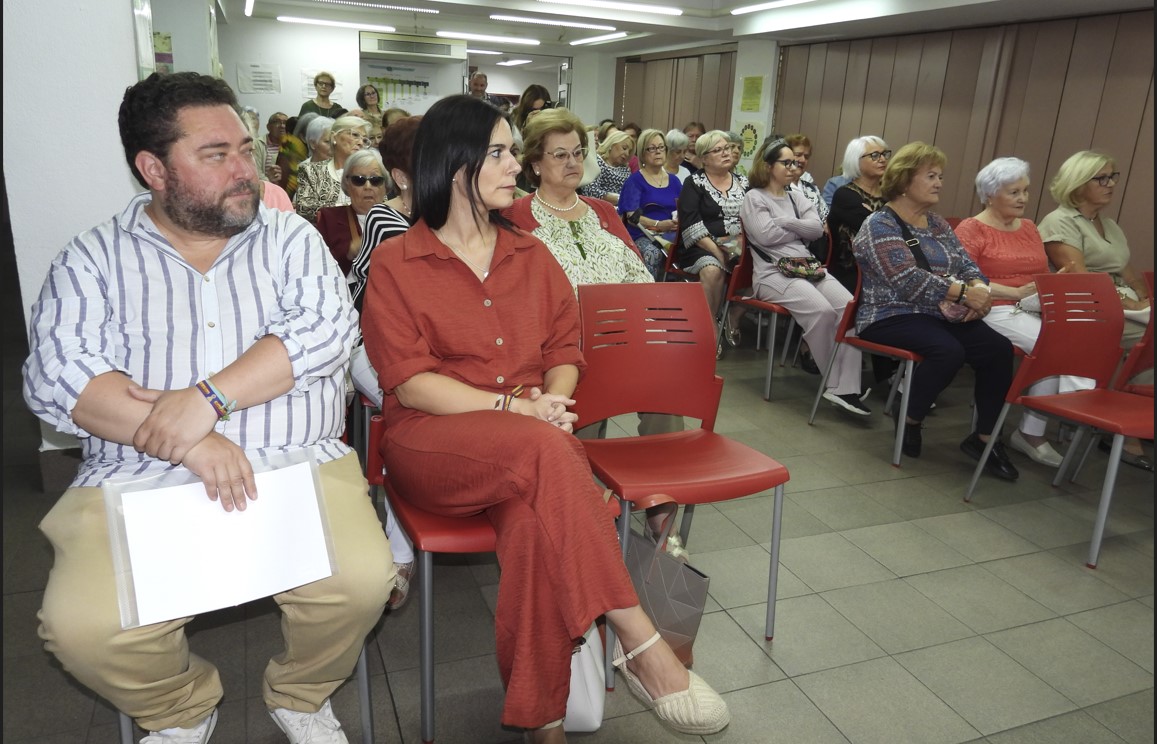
[365,60,438,110]
[740,76,764,113]
[238,62,281,94]
[153,32,174,75]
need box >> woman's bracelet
[493,384,525,412]
[955,283,967,304]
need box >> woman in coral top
[954,157,1092,469]
[360,95,728,742]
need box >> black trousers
[859,313,1014,435]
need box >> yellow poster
[740,76,764,112]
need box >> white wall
[3,0,142,450]
[728,40,779,175]
[153,0,213,75]
[472,66,557,101]
[569,50,619,129]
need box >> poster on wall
[153,32,174,75]
[364,60,438,110]
[238,63,282,94]
[740,76,764,113]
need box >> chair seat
[843,336,923,361]
[1122,383,1153,398]
[384,481,498,555]
[737,295,791,316]
[1019,389,1155,439]
[581,428,790,506]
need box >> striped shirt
[351,202,411,312]
[23,192,358,487]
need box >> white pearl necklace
[535,191,581,212]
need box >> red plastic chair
[572,282,791,641]
[720,232,797,399]
[807,273,924,466]
[1112,270,1154,396]
[962,273,1154,568]
[945,216,964,229]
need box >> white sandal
[387,561,415,610]
[612,632,730,735]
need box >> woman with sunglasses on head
[619,129,682,279]
[510,83,554,139]
[360,94,730,742]
[315,148,388,278]
[1037,150,1153,471]
[294,116,371,224]
[742,138,871,417]
[828,136,891,292]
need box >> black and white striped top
[22,194,358,487]
[350,202,411,312]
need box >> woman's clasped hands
[514,387,579,433]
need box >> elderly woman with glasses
[299,71,347,119]
[742,138,871,417]
[294,116,371,224]
[854,142,1017,481]
[828,135,891,291]
[581,130,633,207]
[314,148,388,278]
[349,83,383,129]
[675,129,749,345]
[619,129,682,279]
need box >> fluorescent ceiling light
[490,14,615,31]
[539,0,681,16]
[731,0,816,15]
[436,31,540,45]
[570,31,629,45]
[244,0,254,17]
[277,16,396,32]
[497,59,533,66]
[312,0,438,11]
[467,48,503,55]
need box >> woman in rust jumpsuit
[361,95,729,742]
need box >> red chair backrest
[832,271,863,344]
[945,216,964,229]
[574,282,722,427]
[1113,270,1155,388]
[726,229,754,302]
[1008,272,1124,400]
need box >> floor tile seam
[973,502,1148,552]
[372,650,410,743]
[773,674,858,743]
[898,572,1057,635]
[382,648,500,674]
[835,520,977,570]
[1052,613,1157,675]
[1041,542,1155,597]
[808,584,971,657]
[969,554,1141,612]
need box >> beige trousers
[37,452,393,732]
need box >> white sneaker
[1009,429,1064,467]
[142,709,218,743]
[269,699,348,743]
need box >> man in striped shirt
[23,72,391,743]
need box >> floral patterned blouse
[528,198,652,292]
[294,159,349,224]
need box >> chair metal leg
[763,314,779,400]
[884,364,904,417]
[1087,434,1124,568]
[1054,426,1088,486]
[891,360,915,467]
[1070,432,1099,484]
[677,504,695,547]
[807,341,840,424]
[778,317,797,367]
[964,404,1011,502]
[356,642,374,744]
[119,712,134,744]
[755,310,765,350]
[418,549,435,744]
[764,484,785,641]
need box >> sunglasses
[348,175,386,187]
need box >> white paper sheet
[116,460,333,627]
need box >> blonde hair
[635,129,665,160]
[521,108,587,188]
[331,115,371,138]
[880,142,947,201]
[694,130,729,158]
[1049,150,1115,208]
[597,130,632,157]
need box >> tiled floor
[3,301,1153,743]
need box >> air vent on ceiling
[360,32,467,61]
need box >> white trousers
[983,305,1094,437]
[754,273,863,395]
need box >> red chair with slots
[572,282,791,641]
[961,272,1153,568]
[1112,270,1154,397]
[807,272,923,466]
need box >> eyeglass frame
[546,146,589,163]
[644,145,668,154]
[774,159,803,169]
[347,174,386,187]
[314,79,335,89]
[1088,171,1121,187]
[861,149,893,162]
[703,146,730,157]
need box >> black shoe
[824,391,872,416]
[960,433,1020,481]
[800,350,820,375]
[893,407,922,458]
[1098,438,1154,472]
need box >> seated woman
[315,148,388,278]
[663,129,693,184]
[580,130,633,207]
[619,128,681,279]
[294,116,370,224]
[1038,150,1153,471]
[276,112,319,199]
[682,121,706,174]
[676,129,748,346]
[955,157,1097,469]
[854,142,1018,481]
[360,94,729,742]
[741,138,870,416]
[506,108,685,557]
[828,135,890,291]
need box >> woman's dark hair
[511,84,553,131]
[355,84,379,110]
[118,71,240,188]
[378,115,422,177]
[412,95,514,231]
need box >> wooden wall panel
[967,27,1016,217]
[1117,76,1154,271]
[775,45,809,135]
[935,28,987,218]
[859,38,896,144]
[613,50,737,138]
[991,24,1037,163]
[700,54,724,132]
[909,33,950,144]
[881,36,922,148]
[672,57,703,130]
[799,44,828,137]
[641,58,675,132]
[620,61,647,130]
[814,42,849,176]
[831,39,872,181]
[714,52,737,135]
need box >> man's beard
[161,169,259,238]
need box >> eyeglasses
[348,175,386,187]
[340,130,366,142]
[315,80,334,89]
[547,147,588,163]
[1089,171,1121,187]
[704,146,729,157]
[644,145,667,154]
[775,159,803,169]
[861,149,892,162]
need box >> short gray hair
[975,157,1030,204]
[841,135,887,180]
[724,130,743,144]
[305,116,335,148]
[665,129,689,151]
[341,148,388,197]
